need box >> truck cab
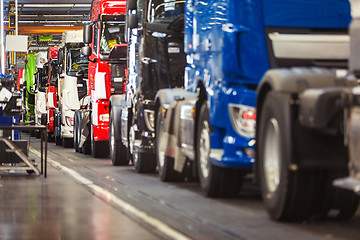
[46,47,59,141]
[79,0,127,158]
[54,30,86,147]
[112,0,186,171]
[255,0,358,221]
[34,51,48,138]
[149,0,354,199]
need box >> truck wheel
[41,113,47,126]
[63,138,73,148]
[156,109,184,181]
[73,111,79,152]
[82,114,92,155]
[134,152,156,173]
[329,188,359,220]
[47,132,54,142]
[196,103,242,197]
[130,125,156,173]
[82,126,91,155]
[110,110,129,165]
[315,171,359,220]
[54,112,62,146]
[35,130,40,139]
[91,123,109,158]
[258,91,315,221]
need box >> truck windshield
[148,0,185,23]
[67,49,88,73]
[100,21,126,55]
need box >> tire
[129,124,156,173]
[110,110,129,166]
[91,121,109,158]
[134,152,156,173]
[73,111,79,152]
[35,130,40,139]
[258,91,316,221]
[196,103,242,197]
[54,111,62,146]
[156,108,184,182]
[82,118,91,155]
[41,113,47,126]
[314,171,359,220]
[63,137,73,148]
[47,132,54,142]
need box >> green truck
[24,53,37,126]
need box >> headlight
[65,116,74,127]
[229,104,256,138]
[99,113,110,122]
[144,109,155,132]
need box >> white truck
[34,51,48,138]
[54,30,87,147]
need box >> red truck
[45,47,59,141]
[77,0,127,158]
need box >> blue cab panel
[184,0,351,168]
[262,0,351,28]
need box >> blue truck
[256,0,360,221]
[151,0,354,199]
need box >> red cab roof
[91,0,127,22]
[48,47,59,60]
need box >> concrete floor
[0,166,161,240]
[1,133,359,240]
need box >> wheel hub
[264,118,281,194]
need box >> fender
[110,95,126,141]
[155,88,197,108]
[110,94,126,108]
[257,67,357,120]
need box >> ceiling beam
[4,25,83,34]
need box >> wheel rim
[157,115,165,169]
[264,118,281,194]
[199,120,210,179]
[110,120,115,155]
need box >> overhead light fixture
[20,15,86,17]
[22,4,91,8]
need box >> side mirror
[127,0,137,11]
[128,13,138,29]
[81,46,92,57]
[83,24,92,44]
